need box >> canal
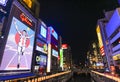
[67,73,93,82]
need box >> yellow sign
[23,0,32,8]
[113,54,120,60]
[96,25,103,48]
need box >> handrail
[3,70,72,82]
[91,70,120,82]
[37,71,71,81]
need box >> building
[96,8,120,70]
[105,8,120,68]
[62,44,72,71]
[33,19,48,75]
[47,26,59,73]
[96,19,110,70]
[87,41,103,70]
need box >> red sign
[58,56,60,60]
[100,46,105,56]
[20,13,33,27]
[62,44,68,49]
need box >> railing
[1,71,72,82]
[91,70,120,82]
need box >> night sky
[38,0,119,64]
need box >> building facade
[62,44,72,71]
[105,8,120,68]
[87,41,103,70]
[96,8,120,70]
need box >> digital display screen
[0,17,35,70]
[35,52,47,72]
[52,49,58,57]
[36,39,48,54]
[0,0,8,6]
[39,55,47,66]
[40,25,47,38]
[50,26,58,40]
[36,54,47,74]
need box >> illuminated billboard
[39,55,47,66]
[0,4,36,73]
[47,44,51,72]
[0,0,8,6]
[36,39,48,54]
[48,26,58,40]
[40,25,47,38]
[37,21,47,42]
[60,49,63,69]
[96,25,105,56]
[62,44,68,49]
[35,51,47,74]
[18,0,40,17]
[0,16,35,70]
[52,49,58,57]
[36,52,47,66]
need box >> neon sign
[40,25,47,38]
[20,13,33,27]
[23,0,32,8]
[0,0,8,6]
[49,26,58,40]
[52,49,58,57]
[36,56,40,62]
[62,44,68,49]
[96,25,105,56]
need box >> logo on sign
[20,13,32,27]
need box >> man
[13,19,33,68]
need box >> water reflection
[67,73,92,82]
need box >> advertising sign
[36,39,48,54]
[37,24,47,42]
[35,51,47,74]
[0,4,36,72]
[96,25,105,56]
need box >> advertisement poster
[36,51,47,67]
[0,16,35,70]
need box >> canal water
[67,73,94,82]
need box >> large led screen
[0,17,35,70]
[52,49,58,58]
[36,39,48,54]
[35,52,47,73]
[39,55,47,67]
[35,51,47,66]
[40,25,47,39]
